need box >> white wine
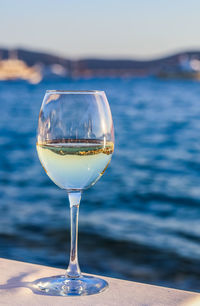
[36,139,114,190]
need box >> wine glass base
[32,274,108,296]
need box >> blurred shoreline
[1,48,200,80]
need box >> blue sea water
[1,77,200,291]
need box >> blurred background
[1,0,200,292]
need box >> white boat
[0,52,42,84]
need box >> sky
[0,0,200,59]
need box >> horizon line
[1,45,200,62]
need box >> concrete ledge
[0,258,199,306]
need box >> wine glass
[34,90,114,296]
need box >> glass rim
[46,90,105,95]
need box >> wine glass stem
[66,192,82,279]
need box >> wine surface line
[36,139,114,190]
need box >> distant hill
[1,48,200,78]
[0,48,71,68]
